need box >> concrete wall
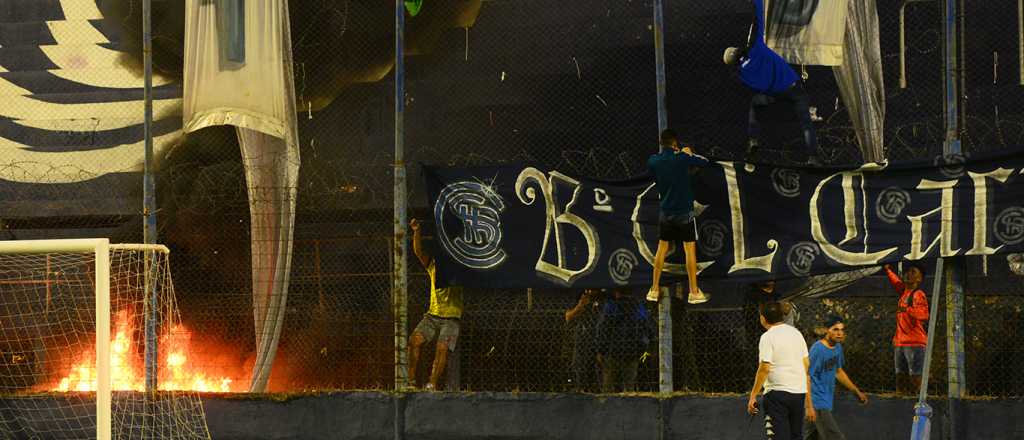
[200,392,1024,440]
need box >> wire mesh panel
[0,0,1022,401]
[402,0,661,393]
[959,0,1024,398]
[0,245,210,439]
[663,0,948,164]
[964,257,1024,398]
[960,1,1024,154]
[673,276,952,397]
[451,288,659,393]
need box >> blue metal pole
[943,0,961,150]
[942,0,966,437]
[142,0,158,394]
[911,258,945,440]
[652,0,673,396]
[654,0,669,133]
[393,0,409,392]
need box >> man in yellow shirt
[409,218,464,390]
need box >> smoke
[97,0,483,112]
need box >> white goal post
[0,239,115,440]
[0,239,208,440]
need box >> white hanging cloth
[183,0,300,392]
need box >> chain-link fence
[670,278,953,397]
[0,0,1022,400]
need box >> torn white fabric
[765,0,850,66]
[833,0,885,162]
[183,0,300,392]
[238,126,299,393]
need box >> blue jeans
[748,81,819,160]
[894,346,925,375]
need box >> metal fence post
[942,0,967,436]
[393,0,409,392]
[652,0,673,397]
[945,257,966,437]
[142,0,159,394]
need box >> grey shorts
[413,314,460,352]
[803,409,845,440]
[894,346,925,375]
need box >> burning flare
[53,310,233,393]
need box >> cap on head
[723,47,740,65]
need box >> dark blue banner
[423,148,1024,288]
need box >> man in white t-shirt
[747,302,815,440]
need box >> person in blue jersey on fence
[723,0,821,166]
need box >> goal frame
[0,239,170,440]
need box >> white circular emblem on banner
[699,220,728,257]
[995,207,1024,246]
[787,242,820,277]
[771,168,801,198]
[608,248,638,285]
[434,181,508,269]
[935,153,968,178]
[876,187,912,224]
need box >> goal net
[0,239,210,439]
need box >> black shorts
[658,213,697,243]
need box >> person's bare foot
[687,289,710,304]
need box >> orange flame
[53,310,234,393]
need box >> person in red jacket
[884,262,930,394]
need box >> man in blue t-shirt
[722,0,821,166]
[806,316,868,440]
[645,129,710,305]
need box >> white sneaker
[424,383,435,391]
[687,289,711,305]
[646,286,661,302]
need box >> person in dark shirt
[646,129,711,305]
[884,262,930,395]
[595,288,654,393]
[723,0,821,166]
[743,281,796,347]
